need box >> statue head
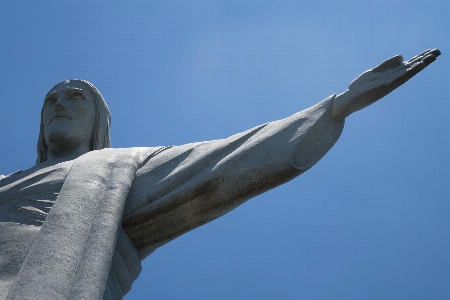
[36,79,111,164]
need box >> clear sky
[0,1,449,299]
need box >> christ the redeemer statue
[0,49,440,300]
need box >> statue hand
[331,49,441,119]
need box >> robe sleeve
[122,94,345,258]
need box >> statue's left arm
[122,49,440,259]
[122,94,343,258]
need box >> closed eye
[71,92,85,100]
[44,97,57,106]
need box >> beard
[44,119,77,145]
[48,132,66,143]
[45,127,79,150]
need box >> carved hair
[36,79,111,164]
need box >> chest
[0,161,72,291]
[0,158,143,299]
[0,161,72,226]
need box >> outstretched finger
[422,54,437,66]
[406,50,432,66]
[408,60,426,71]
[406,49,440,65]
[393,52,436,75]
[404,61,426,80]
[388,61,426,92]
[430,49,441,57]
[372,55,403,72]
[405,49,432,64]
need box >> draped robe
[0,95,344,300]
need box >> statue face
[42,81,96,148]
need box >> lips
[49,114,72,123]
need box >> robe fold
[0,94,344,299]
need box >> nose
[55,103,65,111]
[54,96,66,111]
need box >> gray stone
[0,49,440,300]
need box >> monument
[0,49,441,300]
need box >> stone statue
[0,49,440,300]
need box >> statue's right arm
[122,94,345,258]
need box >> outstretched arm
[122,49,440,258]
[123,95,343,258]
[331,49,441,120]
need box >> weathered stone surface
[0,49,440,300]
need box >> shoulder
[0,170,23,182]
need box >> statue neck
[46,141,91,162]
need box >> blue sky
[1,1,449,299]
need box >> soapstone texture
[0,49,440,300]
